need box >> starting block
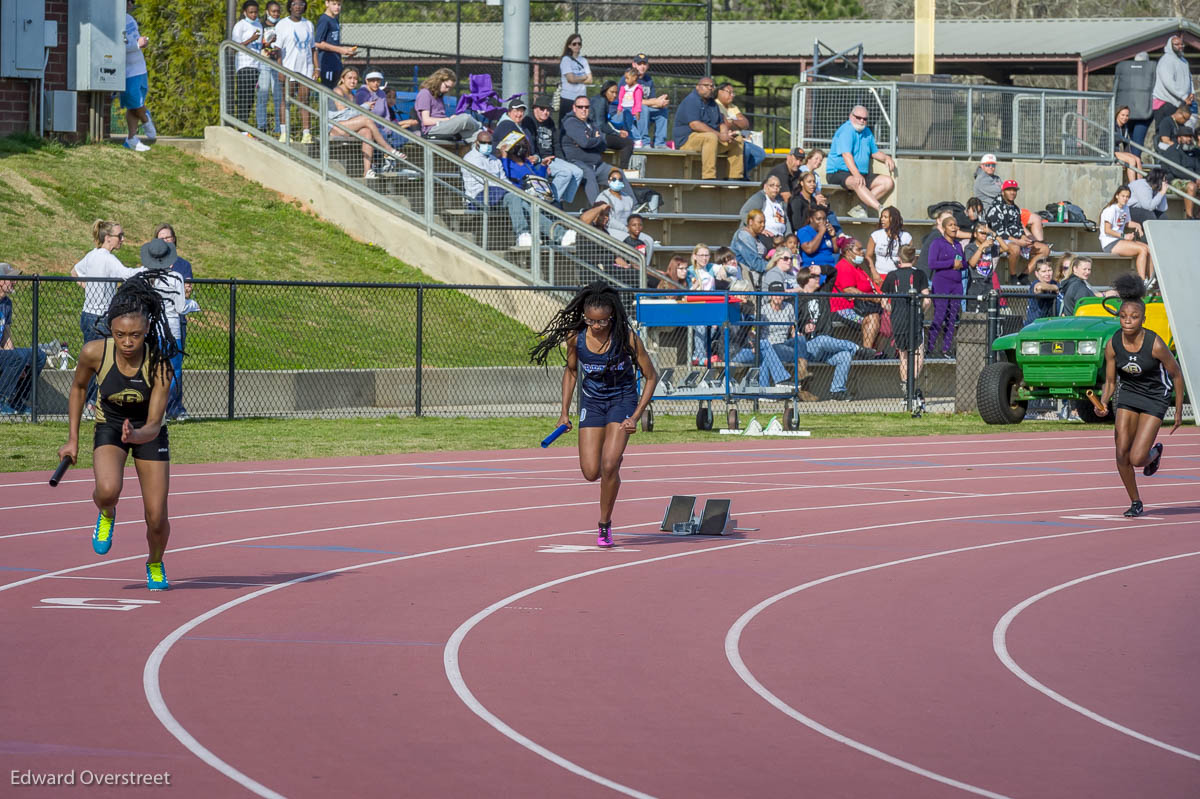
[660,495,735,536]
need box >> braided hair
[530,281,636,373]
[104,269,182,385]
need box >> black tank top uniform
[93,338,170,461]
[576,329,638,427]
[1112,328,1172,418]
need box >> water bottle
[1056,202,1065,222]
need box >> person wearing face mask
[830,238,883,353]
[256,1,286,136]
[521,94,583,206]
[826,105,896,218]
[231,1,264,126]
[461,131,507,209]
[597,169,654,260]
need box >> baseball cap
[634,53,648,63]
[533,93,553,109]
[508,98,528,111]
[364,71,387,87]
[980,153,998,165]
[0,262,20,277]
[1001,179,1019,190]
[789,146,806,159]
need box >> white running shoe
[123,137,151,152]
[364,169,378,179]
[301,130,313,144]
[516,232,533,248]
[560,230,577,247]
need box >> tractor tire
[977,361,1028,424]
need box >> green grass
[1,412,1079,474]
[0,137,537,369]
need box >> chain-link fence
[2,276,1064,425]
[793,80,1114,163]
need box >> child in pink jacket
[616,68,644,146]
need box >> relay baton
[541,424,570,448]
[49,457,71,487]
[1085,390,1106,414]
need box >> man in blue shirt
[632,54,670,148]
[672,76,744,180]
[314,0,356,89]
[0,264,46,416]
[826,105,895,217]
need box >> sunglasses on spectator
[575,103,589,109]
[851,114,868,121]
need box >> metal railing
[219,41,645,291]
[792,80,1115,163]
[1062,111,1200,207]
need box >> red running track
[2,430,1199,798]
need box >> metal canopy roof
[343,17,1200,62]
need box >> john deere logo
[1052,342,1064,354]
[110,388,145,406]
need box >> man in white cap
[0,264,47,416]
[974,153,1046,251]
[355,70,407,148]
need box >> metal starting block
[661,495,735,536]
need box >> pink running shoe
[597,522,614,548]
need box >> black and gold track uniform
[93,338,170,461]
[1113,329,1172,419]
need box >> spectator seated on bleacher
[614,69,643,144]
[830,238,884,354]
[739,175,789,238]
[730,210,770,285]
[983,179,1050,281]
[963,223,1004,313]
[519,94,584,206]
[1099,186,1154,282]
[415,68,480,141]
[716,82,765,178]
[355,72,416,149]
[761,249,800,294]
[597,167,654,259]
[865,206,911,285]
[1127,167,1170,225]
[711,246,743,290]
[1059,256,1117,316]
[721,280,793,387]
[687,243,715,290]
[761,285,814,397]
[1023,259,1060,326]
[974,155,1047,245]
[651,255,689,289]
[562,96,618,204]
[632,53,670,149]
[926,215,967,358]
[798,148,842,230]
[590,81,636,170]
[1114,106,1144,183]
[796,206,840,282]
[497,132,576,249]
[672,77,744,181]
[460,130,507,208]
[1159,123,1200,219]
[776,270,859,401]
[623,214,650,261]
[826,106,895,218]
[768,147,805,205]
[787,170,838,235]
[953,196,986,235]
[328,68,408,180]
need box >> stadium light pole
[914,0,934,75]
[502,0,530,102]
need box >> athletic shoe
[597,522,614,548]
[122,137,151,152]
[847,204,869,219]
[92,510,115,554]
[278,129,289,143]
[516,232,532,248]
[364,169,378,180]
[300,130,313,144]
[1123,500,1145,518]
[146,561,170,591]
[1143,443,1163,477]
[560,230,577,247]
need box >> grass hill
[0,135,537,368]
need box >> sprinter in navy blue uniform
[1095,274,1183,517]
[59,270,181,590]
[531,282,657,547]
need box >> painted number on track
[537,544,641,553]
[35,598,160,611]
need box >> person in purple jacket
[926,215,966,357]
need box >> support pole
[502,0,530,102]
[914,0,935,76]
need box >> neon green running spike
[146,561,169,591]
[92,510,115,555]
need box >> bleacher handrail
[1061,111,1200,206]
[217,40,646,289]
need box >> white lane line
[724,520,1198,799]
[992,552,1200,761]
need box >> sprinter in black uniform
[1095,273,1183,517]
[59,270,181,589]
[531,282,657,547]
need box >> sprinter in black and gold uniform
[59,269,181,590]
[1096,273,1184,518]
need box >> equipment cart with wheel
[635,291,805,430]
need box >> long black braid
[103,269,182,385]
[530,281,637,374]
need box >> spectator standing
[1023,259,1060,326]
[926,215,966,357]
[1114,106,1143,183]
[716,82,766,177]
[963,224,1003,313]
[983,179,1049,280]
[730,210,770,284]
[672,77,744,180]
[0,264,47,416]
[461,130,507,208]
[1059,256,1117,316]
[1114,51,1156,151]
[632,54,669,148]
[880,245,930,398]
[561,95,613,203]
[1099,185,1153,282]
[1152,35,1194,130]
[738,175,789,238]
[275,0,317,144]
[825,105,895,217]
[414,68,480,140]
[231,1,264,126]
[558,34,592,121]
[523,94,583,206]
[767,147,805,204]
[1127,167,1170,225]
[314,0,355,89]
[121,0,152,151]
[795,206,839,280]
[589,82,635,170]
[256,1,285,136]
[865,206,910,284]
[154,224,193,420]
[830,239,883,352]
